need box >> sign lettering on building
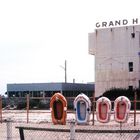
[95,18,139,28]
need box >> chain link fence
[1,96,140,140]
[1,118,140,140]
[16,124,140,140]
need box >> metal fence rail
[16,125,140,140]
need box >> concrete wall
[89,25,140,97]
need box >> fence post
[70,119,75,140]
[19,128,25,140]
[0,96,2,123]
[92,92,95,125]
[26,94,29,123]
[7,118,12,140]
[134,92,137,126]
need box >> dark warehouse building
[7,82,94,98]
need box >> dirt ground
[0,110,140,140]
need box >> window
[128,62,133,72]
[131,33,135,38]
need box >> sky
[0,0,140,94]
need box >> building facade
[89,25,140,97]
[7,82,94,98]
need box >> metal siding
[62,83,94,91]
[7,83,62,92]
[7,83,94,92]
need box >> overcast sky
[0,0,140,94]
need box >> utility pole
[65,60,67,83]
[60,60,67,83]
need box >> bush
[102,88,135,100]
[2,99,7,108]
[38,100,50,109]
[38,102,46,109]
[102,88,140,110]
[17,100,26,109]
[29,99,39,109]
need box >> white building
[89,25,140,97]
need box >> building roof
[7,82,94,92]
